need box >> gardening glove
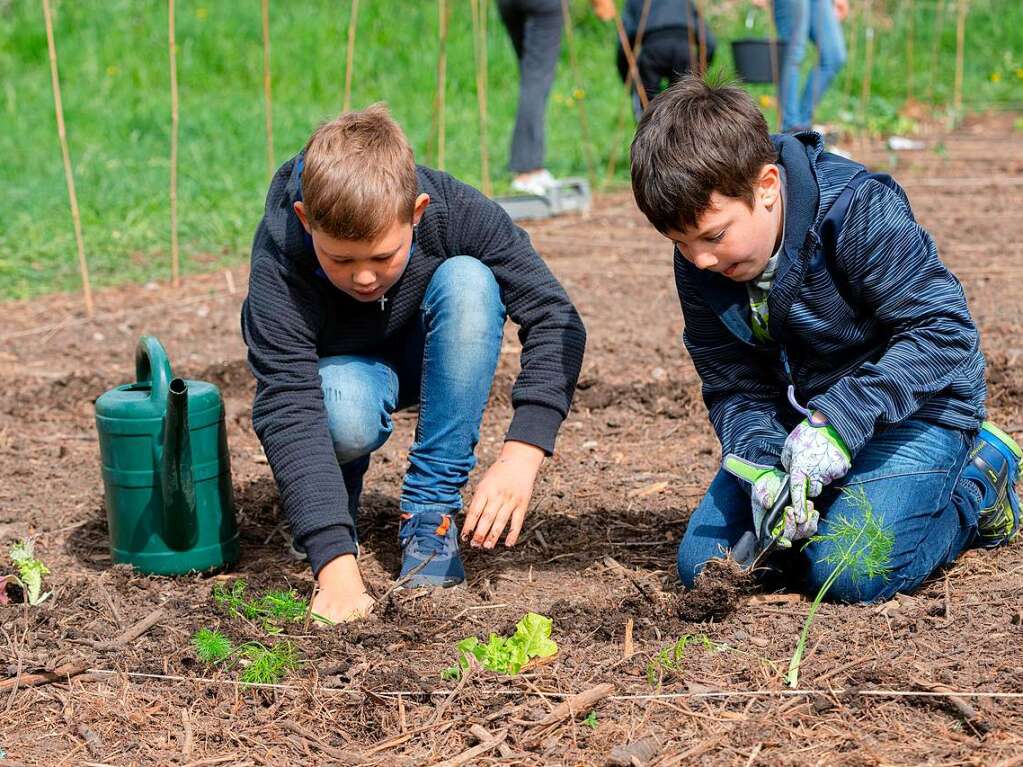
[781,417,852,523]
[723,455,817,544]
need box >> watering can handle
[135,336,174,407]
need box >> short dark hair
[302,103,418,241]
[630,76,777,234]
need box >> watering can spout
[161,377,198,550]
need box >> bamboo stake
[694,0,707,74]
[905,0,914,103]
[858,0,875,131]
[560,0,597,188]
[926,0,947,104]
[613,14,648,111]
[602,0,652,186]
[168,0,180,288]
[342,0,359,112]
[952,0,968,117]
[435,0,448,170]
[261,0,275,178]
[41,0,93,317]
[470,0,491,195]
[766,0,782,131]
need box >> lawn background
[1,0,1021,299]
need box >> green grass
[1,0,1020,300]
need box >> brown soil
[2,114,1022,765]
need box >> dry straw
[41,0,94,317]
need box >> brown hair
[301,103,418,241]
[630,76,777,234]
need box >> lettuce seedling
[9,540,51,606]
[443,612,558,679]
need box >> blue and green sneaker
[964,421,1022,547]
[398,511,465,588]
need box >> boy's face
[664,164,783,283]
[295,194,430,302]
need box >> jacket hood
[262,154,314,267]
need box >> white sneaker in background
[511,169,557,196]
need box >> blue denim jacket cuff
[300,524,359,578]
[506,404,565,456]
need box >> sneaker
[511,169,556,197]
[964,421,1022,547]
[398,511,465,588]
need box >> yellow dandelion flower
[759,94,775,108]
[106,65,119,77]
[196,7,208,20]
[990,72,1002,83]
[573,88,585,100]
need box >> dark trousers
[498,0,563,172]
[616,28,714,119]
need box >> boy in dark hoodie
[630,78,1020,602]
[242,105,585,623]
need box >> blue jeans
[677,419,982,603]
[773,0,847,131]
[317,257,506,519]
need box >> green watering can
[94,336,239,575]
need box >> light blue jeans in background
[317,257,506,524]
[677,418,982,603]
[773,0,848,131]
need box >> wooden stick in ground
[858,0,875,130]
[0,662,87,690]
[613,13,648,111]
[602,0,651,185]
[559,0,597,187]
[952,0,968,118]
[342,0,359,112]
[429,729,507,767]
[470,0,491,195]
[910,676,989,734]
[468,724,515,759]
[694,0,707,74]
[435,0,449,170]
[905,0,914,103]
[41,0,93,317]
[86,606,166,651]
[261,0,275,178]
[280,719,362,761]
[168,0,180,287]
[531,682,615,727]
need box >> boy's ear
[293,201,311,233]
[757,164,781,209]
[411,193,431,226]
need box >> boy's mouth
[724,264,739,277]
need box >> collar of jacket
[682,131,825,347]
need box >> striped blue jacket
[676,132,986,465]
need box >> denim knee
[805,554,892,603]
[424,257,506,334]
[318,359,395,463]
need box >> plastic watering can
[94,336,239,574]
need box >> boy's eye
[373,254,392,262]
[708,230,726,243]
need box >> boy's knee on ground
[804,542,894,603]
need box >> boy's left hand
[462,441,545,549]
[781,415,852,517]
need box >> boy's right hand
[312,554,375,626]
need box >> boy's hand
[462,441,545,549]
[312,554,375,626]
[591,0,616,22]
[781,416,852,519]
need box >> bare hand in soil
[313,554,375,625]
[462,440,544,549]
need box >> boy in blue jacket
[629,78,1020,602]
[242,105,585,623]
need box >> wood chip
[531,683,615,727]
[607,735,662,766]
[628,481,669,499]
[428,728,507,767]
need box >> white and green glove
[723,455,819,544]
[781,416,852,520]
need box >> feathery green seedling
[786,487,893,688]
[8,539,51,606]
[212,579,326,632]
[191,628,233,664]
[645,634,728,688]
[581,711,599,729]
[191,629,301,686]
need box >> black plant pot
[731,38,789,84]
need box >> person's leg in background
[799,0,847,128]
[772,0,811,131]
[499,0,563,193]
[802,419,978,603]
[395,257,507,586]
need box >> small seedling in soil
[787,487,893,688]
[3,539,51,606]
[581,711,599,729]
[645,634,728,688]
[191,629,300,686]
[213,579,328,632]
[442,612,558,680]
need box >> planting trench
[1,116,1023,765]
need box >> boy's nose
[693,252,719,271]
[353,269,376,286]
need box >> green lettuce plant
[8,540,51,606]
[442,612,558,679]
